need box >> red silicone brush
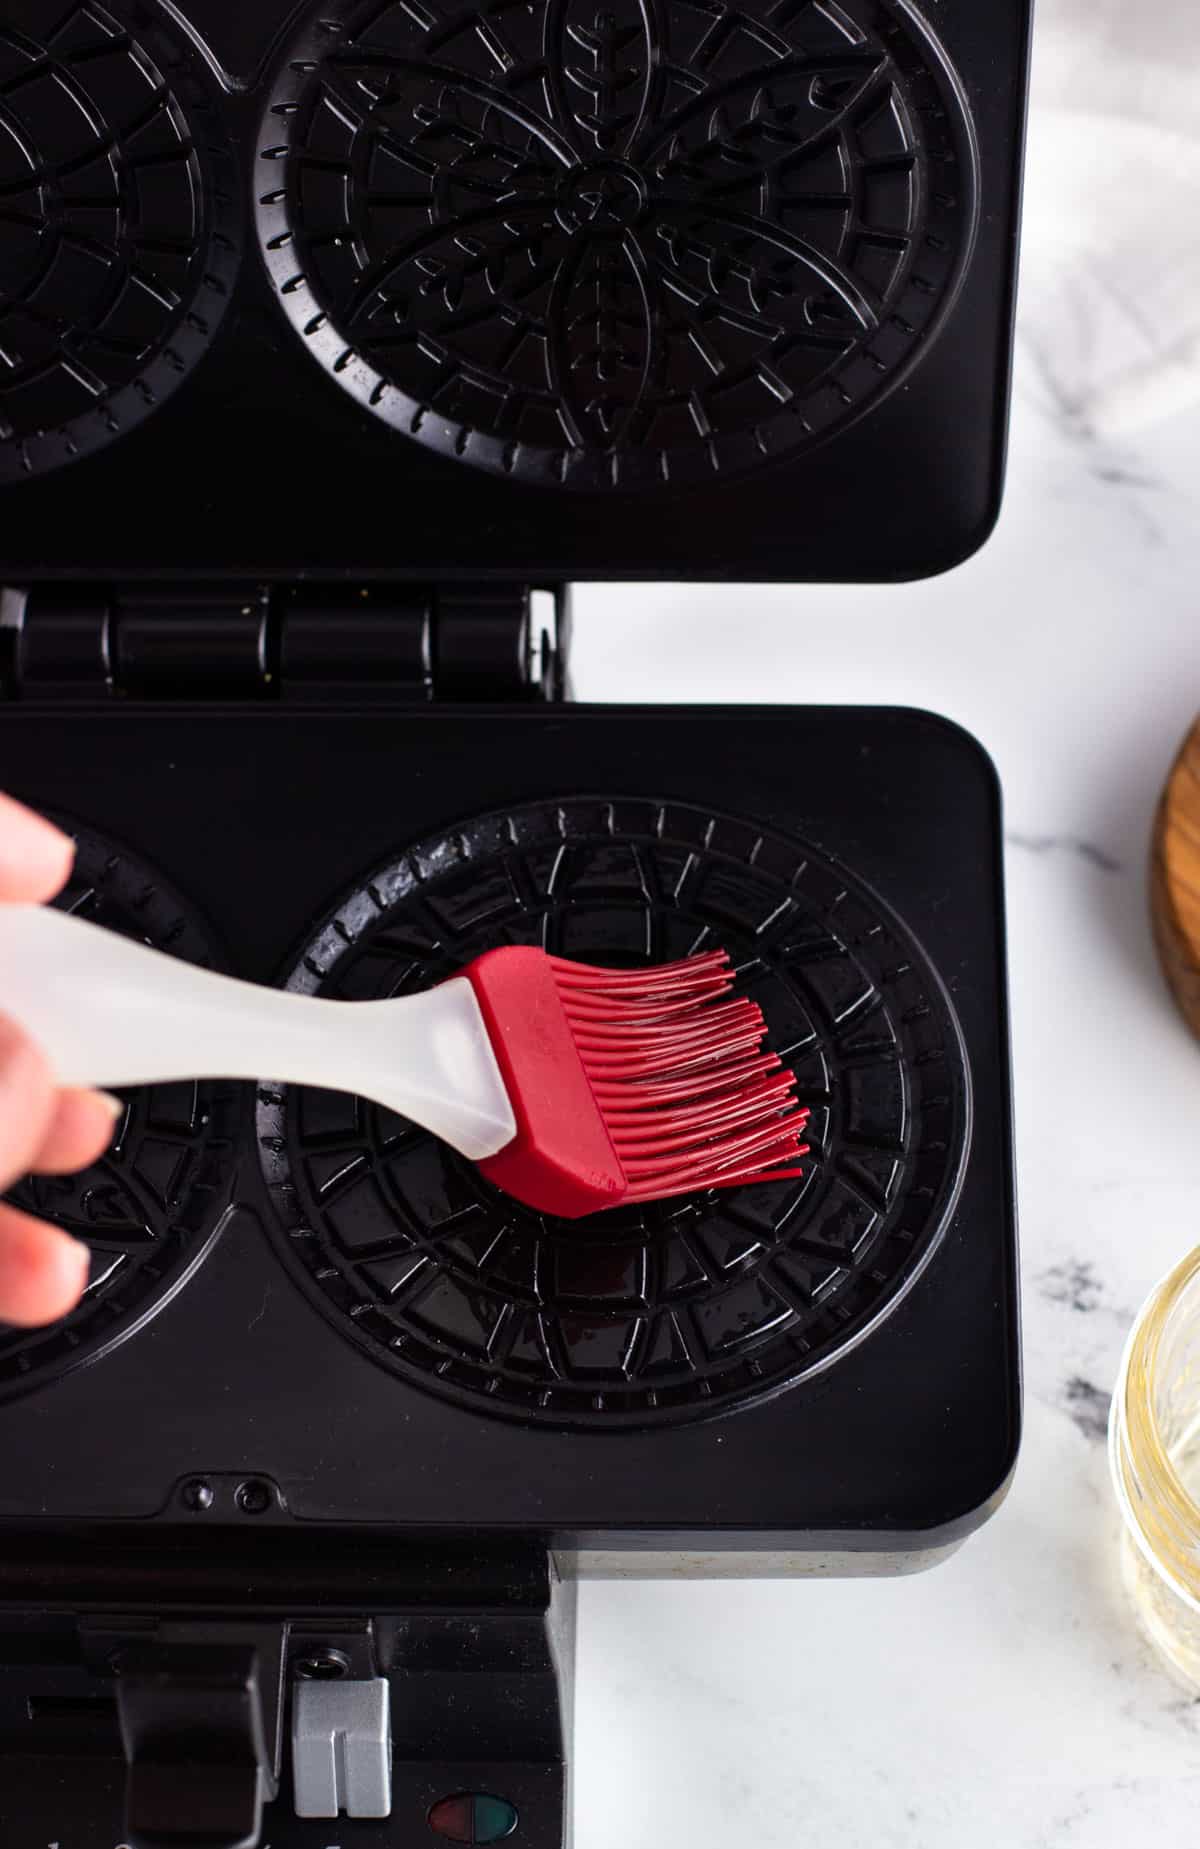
[0,909,811,1220]
[468,946,810,1216]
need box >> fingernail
[34,1228,89,1324]
[57,1232,91,1309]
[96,1092,125,1123]
[64,1231,90,1279]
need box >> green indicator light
[474,1794,519,1843]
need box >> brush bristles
[549,951,810,1203]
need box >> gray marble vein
[1007,833,1123,873]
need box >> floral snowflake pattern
[258,0,975,489]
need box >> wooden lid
[1152,717,1200,1037]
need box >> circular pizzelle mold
[256,0,978,489]
[257,796,970,1428]
[0,1,241,483]
[0,820,235,1396]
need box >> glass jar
[1110,1245,1200,1688]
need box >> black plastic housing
[0,702,1019,1553]
[0,0,1031,580]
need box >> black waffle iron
[0,0,1028,1843]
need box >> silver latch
[291,1677,392,1820]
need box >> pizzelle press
[0,1,1029,1846]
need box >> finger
[31,1089,123,1176]
[0,1202,89,1327]
[0,1013,56,1187]
[0,793,73,904]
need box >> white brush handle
[0,905,516,1161]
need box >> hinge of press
[0,582,572,703]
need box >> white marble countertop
[568,2,1200,1840]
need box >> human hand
[0,794,122,1327]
